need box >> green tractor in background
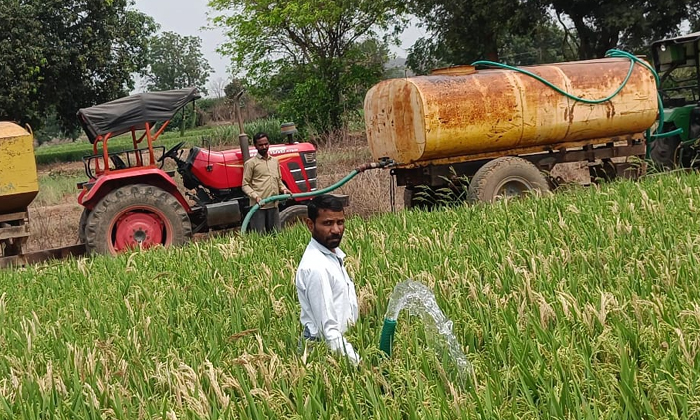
[649,31,700,169]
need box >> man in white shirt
[295,194,360,365]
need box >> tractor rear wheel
[78,208,89,244]
[84,184,191,255]
[468,157,550,203]
[279,205,308,228]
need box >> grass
[34,173,84,207]
[2,171,700,418]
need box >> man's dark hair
[252,132,268,145]
[307,194,345,221]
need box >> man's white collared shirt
[295,238,360,363]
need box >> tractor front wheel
[84,184,191,255]
[279,205,309,228]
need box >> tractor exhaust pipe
[234,90,250,162]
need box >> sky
[132,0,424,88]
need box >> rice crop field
[2,172,700,419]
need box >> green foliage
[196,97,225,113]
[0,0,157,133]
[550,0,700,59]
[34,172,85,206]
[4,172,700,417]
[208,118,291,146]
[33,109,82,145]
[0,0,45,127]
[143,31,212,94]
[224,79,244,99]
[405,0,547,72]
[498,20,579,65]
[167,103,202,135]
[405,0,700,72]
[209,0,407,132]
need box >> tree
[498,20,578,66]
[550,0,700,59]
[405,0,548,73]
[208,77,229,99]
[143,32,213,94]
[268,38,392,130]
[208,0,407,132]
[0,0,156,134]
[224,79,245,101]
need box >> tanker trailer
[0,122,38,257]
[0,122,85,268]
[364,57,659,206]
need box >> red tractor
[76,88,318,255]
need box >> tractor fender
[78,168,191,212]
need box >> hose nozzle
[356,158,398,173]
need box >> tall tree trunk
[572,18,595,59]
[484,31,500,62]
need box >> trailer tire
[280,205,308,228]
[84,184,191,255]
[649,128,681,170]
[468,157,550,203]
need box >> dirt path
[26,203,84,252]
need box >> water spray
[379,280,472,383]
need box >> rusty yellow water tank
[364,58,659,165]
[0,122,39,213]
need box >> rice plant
[2,172,700,419]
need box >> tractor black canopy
[77,87,200,143]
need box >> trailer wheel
[468,157,550,203]
[280,205,308,228]
[649,128,681,170]
[78,208,89,244]
[84,184,191,255]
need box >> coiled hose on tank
[240,159,395,234]
[472,49,682,157]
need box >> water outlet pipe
[379,318,397,357]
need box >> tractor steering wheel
[158,141,186,162]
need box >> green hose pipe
[472,49,683,154]
[471,57,636,105]
[241,160,393,234]
[379,318,397,357]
